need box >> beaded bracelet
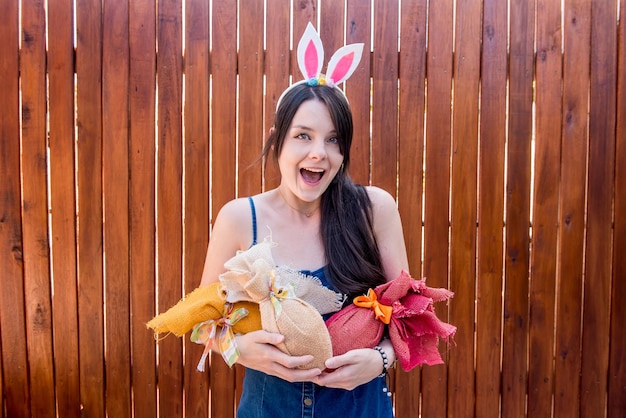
[373,345,389,377]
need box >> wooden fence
[0,0,624,416]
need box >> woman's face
[278,99,344,203]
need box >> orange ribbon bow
[353,288,393,324]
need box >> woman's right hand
[233,330,322,382]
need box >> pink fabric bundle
[325,270,456,371]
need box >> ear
[296,22,324,80]
[325,43,364,86]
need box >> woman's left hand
[312,348,385,390]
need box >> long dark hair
[262,83,387,297]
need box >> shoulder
[215,196,253,223]
[211,196,256,249]
[364,186,398,214]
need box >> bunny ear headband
[276,22,364,108]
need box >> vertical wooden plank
[264,0,291,190]
[75,0,106,414]
[608,0,626,415]
[20,0,56,415]
[0,1,30,415]
[183,0,211,415]
[395,0,427,415]
[501,0,534,416]
[581,0,617,416]
[319,0,344,58]
[210,2,238,416]
[476,1,507,416]
[397,0,426,275]
[370,0,398,195]
[422,1,453,416]
[234,10,265,406]
[448,0,481,416]
[129,1,158,415]
[527,0,562,415]
[156,0,184,416]
[263,0,291,190]
[102,0,131,415]
[238,2,264,197]
[48,0,81,415]
[345,0,371,186]
[554,1,590,416]
[292,0,317,84]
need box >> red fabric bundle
[325,270,456,371]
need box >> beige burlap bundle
[220,239,342,370]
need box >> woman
[199,79,409,417]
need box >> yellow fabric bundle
[146,282,261,338]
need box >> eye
[295,133,311,140]
[326,137,339,144]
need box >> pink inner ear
[329,52,354,82]
[304,40,319,78]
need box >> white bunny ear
[325,43,364,86]
[296,22,324,80]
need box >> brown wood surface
[263,0,291,190]
[394,1,427,415]
[397,0,426,275]
[345,0,371,186]
[1,1,624,416]
[102,0,132,415]
[609,2,626,416]
[20,0,56,416]
[0,1,30,416]
[421,1,453,416]
[370,0,399,195]
[210,2,238,417]
[75,0,106,415]
[319,0,344,61]
[292,1,317,86]
[156,0,184,416]
[475,1,507,416]
[183,0,211,415]
[47,0,81,416]
[528,1,562,415]
[129,1,158,416]
[502,1,534,416]
[448,0,481,416]
[553,1,590,416]
[581,1,617,416]
[238,2,265,198]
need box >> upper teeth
[305,168,324,173]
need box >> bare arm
[199,198,251,286]
[367,185,410,281]
[199,197,323,380]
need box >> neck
[277,187,319,218]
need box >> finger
[323,353,352,370]
[275,352,316,369]
[313,369,349,389]
[278,366,322,383]
[248,330,285,345]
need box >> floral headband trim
[276,22,364,108]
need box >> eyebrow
[290,125,337,135]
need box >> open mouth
[300,168,325,184]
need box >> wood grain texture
[75,0,106,414]
[475,1,507,416]
[0,1,623,416]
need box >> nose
[308,137,327,160]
